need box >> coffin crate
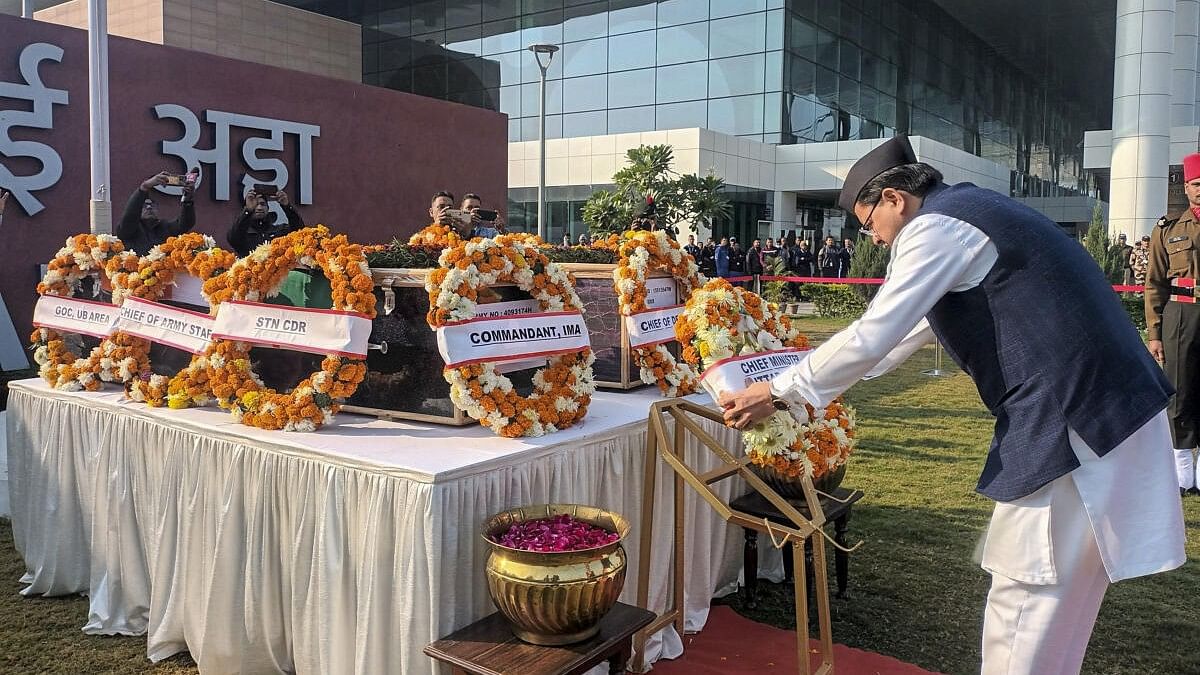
[343,264,682,424]
[556,263,680,391]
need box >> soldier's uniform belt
[1170,277,1197,303]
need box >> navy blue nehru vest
[919,183,1173,501]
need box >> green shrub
[797,283,866,318]
[847,237,889,302]
[1121,294,1146,332]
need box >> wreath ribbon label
[471,298,541,320]
[699,347,811,400]
[624,304,683,348]
[436,310,590,368]
[644,277,679,307]
[211,300,373,358]
[115,296,214,355]
[32,295,119,339]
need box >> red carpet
[648,606,940,675]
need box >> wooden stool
[731,487,863,608]
[425,602,655,675]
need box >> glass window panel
[842,7,861,44]
[379,39,411,72]
[656,100,708,129]
[812,101,837,140]
[816,0,838,32]
[814,28,837,70]
[446,26,483,58]
[493,50,521,84]
[411,0,446,33]
[815,64,837,104]
[521,79,563,115]
[764,92,782,134]
[710,53,765,98]
[482,19,522,54]
[711,0,765,19]
[609,31,656,71]
[792,0,816,20]
[608,68,656,107]
[521,114,563,141]
[363,42,379,73]
[563,74,608,112]
[608,105,655,133]
[609,0,656,35]
[524,0,560,13]
[707,94,765,135]
[500,83,522,116]
[521,48,563,82]
[563,37,607,77]
[710,13,765,58]
[446,1,482,29]
[412,63,448,97]
[789,56,815,95]
[764,50,782,92]
[656,61,708,103]
[451,57,500,90]
[483,0,520,21]
[765,10,783,51]
[522,10,564,46]
[838,40,859,79]
[564,1,608,42]
[657,23,708,66]
[788,94,815,139]
[563,110,608,137]
[377,6,412,38]
[382,68,413,92]
[364,71,380,86]
[789,16,816,60]
[658,0,708,26]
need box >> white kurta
[769,212,1185,582]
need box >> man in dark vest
[1146,151,1200,497]
[718,135,1184,673]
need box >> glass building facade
[276,0,1094,200]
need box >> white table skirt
[6,379,758,674]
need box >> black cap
[638,194,656,218]
[837,135,917,213]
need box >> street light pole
[528,43,558,243]
[88,0,112,233]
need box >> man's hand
[433,205,454,226]
[244,190,259,210]
[141,171,169,192]
[276,191,290,207]
[0,189,8,216]
[493,213,507,233]
[1149,339,1165,364]
[181,179,195,201]
[718,381,777,430]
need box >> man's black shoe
[1188,487,1200,496]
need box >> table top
[731,486,864,522]
[424,602,655,675]
[9,378,708,484]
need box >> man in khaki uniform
[1146,152,1200,496]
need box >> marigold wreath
[200,226,377,431]
[103,233,237,407]
[676,279,854,481]
[613,229,707,396]
[30,234,127,391]
[425,234,596,437]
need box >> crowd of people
[681,233,855,279]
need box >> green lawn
[1,316,1197,673]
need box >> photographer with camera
[462,193,506,236]
[227,185,306,257]
[117,170,198,254]
[430,191,501,239]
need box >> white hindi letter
[0,42,69,216]
[154,103,231,200]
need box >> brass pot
[481,504,630,646]
[751,462,847,500]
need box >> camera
[445,209,473,226]
[475,209,498,222]
[253,184,279,200]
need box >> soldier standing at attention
[1146,152,1200,496]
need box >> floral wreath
[30,234,126,391]
[614,229,707,396]
[408,223,464,249]
[676,278,855,481]
[200,226,376,431]
[104,233,236,407]
[425,234,596,437]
